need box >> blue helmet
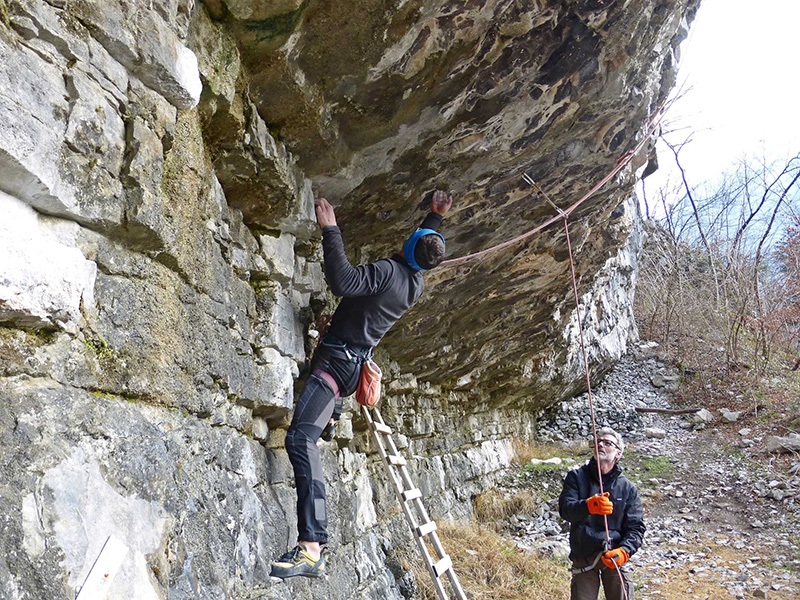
[403,228,446,271]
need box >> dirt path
[625,414,800,599]
[510,348,800,599]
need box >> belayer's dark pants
[284,337,362,544]
[570,555,633,600]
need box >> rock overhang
[198,0,700,407]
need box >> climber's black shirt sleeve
[320,212,442,347]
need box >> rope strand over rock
[440,106,665,269]
[548,183,631,600]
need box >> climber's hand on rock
[430,190,452,215]
[315,198,337,228]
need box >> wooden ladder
[361,405,468,600]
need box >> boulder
[766,434,800,455]
[689,409,715,425]
[645,427,667,439]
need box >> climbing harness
[362,404,468,600]
[570,550,604,574]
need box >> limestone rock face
[206,0,698,402]
[0,0,698,598]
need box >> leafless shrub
[636,149,800,379]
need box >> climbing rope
[433,105,667,599]
[440,106,665,268]
[562,202,630,600]
[526,175,631,600]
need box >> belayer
[270,190,453,579]
[558,428,646,600]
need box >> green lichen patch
[82,333,114,360]
[0,0,12,29]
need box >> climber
[558,428,645,600]
[270,190,453,579]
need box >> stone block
[64,75,127,177]
[41,448,167,597]
[244,348,296,415]
[0,193,96,329]
[257,233,295,283]
[719,408,742,423]
[336,415,354,442]
[0,37,75,216]
[252,418,269,441]
[689,408,714,425]
[190,5,240,104]
[766,434,800,455]
[387,372,418,392]
[253,283,306,361]
[69,0,201,109]
[645,427,667,439]
[264,428,287,450]
[293,255,325,294]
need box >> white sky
[643,0,800,193]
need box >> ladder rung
[416,521,437,537]
[373,422,393,435]
[367,410,466,599]
[432,555,452,578]
[401,488,422,502]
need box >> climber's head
[402,229,446,271]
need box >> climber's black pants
[285,337,362,544]
[285,372,337,544]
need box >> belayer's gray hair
[597,427,624,454]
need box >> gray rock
[720,408,743,423]
[67,0,201,109]
[645,427,667,439]
[690,409,715,425]
[0,194,96,329]
[766,435,800,455]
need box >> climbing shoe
[270,544,326,579]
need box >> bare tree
[635,149,800,378]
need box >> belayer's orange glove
[601,547,630,569]
[586,492,613,515]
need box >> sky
[643,0,800,196]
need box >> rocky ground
[503,342,800,600]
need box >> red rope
[440,109,664,268]
[562,217,609,534]
[562,214,630,600]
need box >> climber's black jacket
[559,458,646,560]
[322,212,442,349]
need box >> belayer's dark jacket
[559,458,645,561]
[321,212,443,349]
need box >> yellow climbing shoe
[270,544,326,579]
